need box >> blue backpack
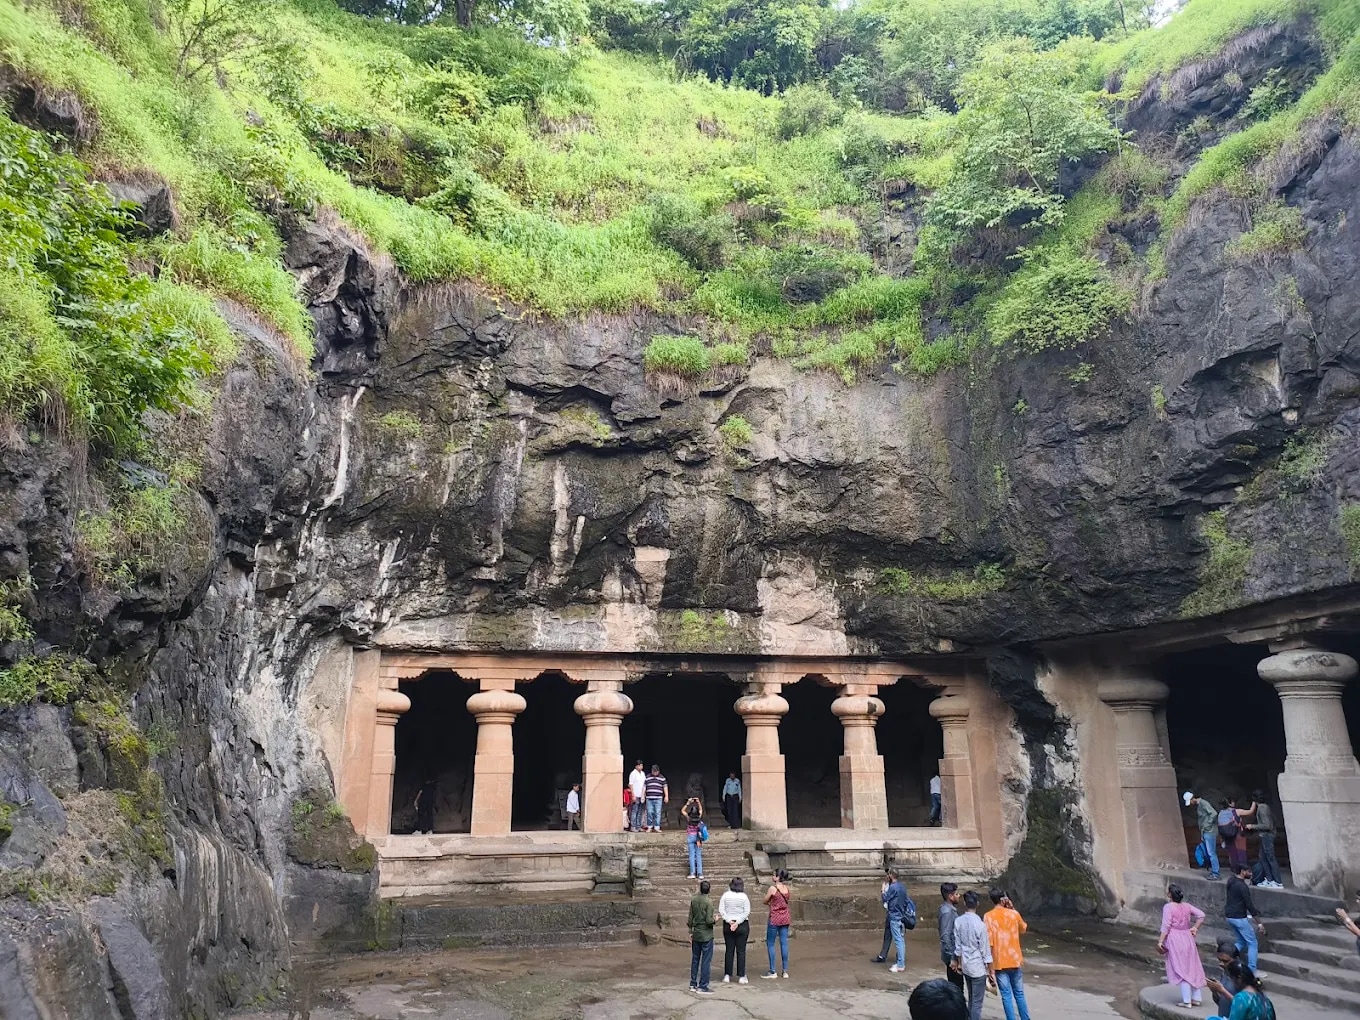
[1194,843,1208,869]
[698,821,709,842]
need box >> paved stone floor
[246,929,1156,1020]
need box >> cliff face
[3,24,1360,1018]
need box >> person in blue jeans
[683,797,704,878]
[688,880,715,995]
[762,870,792,978]
[644,765,668,832]
[1187,792,1221,879]
[881,869,910,973]
[1224,865,1264,969]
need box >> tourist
[1245,789,1282,888]
[939,882,964,990]
[644,764,668,832]
[984,889,1030,1020]
[722,771,742,829]
[1186,792,1221,879]
[687,879,716,995]
[1206,941,1242,1018]
[564,782,580,830]
[761,869,792,979]
[873,868,894,963]
[882,868,910,974]
[719,876,751,984]
[622,784,632,830]
[413,777,436,834]
[628,760,647,832]
[1221,961,1275,1020]
[929,773,942,826]
[1156,883,1207,1008]
[1224,864,1265,971]
[951,890,994,1020]
[1218,797,1255,874]
[683,795,705,878]
[1334,889,1360,958]
[908,978,968,1020]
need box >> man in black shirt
[1224,864,1265,971]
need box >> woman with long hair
[718,876,751,984]
[1222,961,1275,1020]
[683,796,704,879]
[762,869,792,979]
[1157,883,1207,1008]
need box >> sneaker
[872,956,886,963]
[889,965,904,974]
[738,977,749,985]
[1207,874,1221,881]
[761,973,778,980]
[782,972,790,979]
[696,988,714,996]
[722,976,730,984]
[689,985,697,991]
[688,874,696,879]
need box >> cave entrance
[621,672,745,829]
[782,678,842,828]
[878,681,945,827]
[512,672,584,831]
[392,671,476,834]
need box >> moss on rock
[289,793,378,874]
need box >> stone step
[1124,870,1344,922]
[1256,952,1360,991]
[1284,925,1360,951]
[1138,982,1356,1020]
[1251,970,1360,1011]
[1267,936,1360,969]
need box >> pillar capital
[831,693,884,723]
[1097,677,1169,711]
[376,688,411,721]
[928,694,971,724]
[573,689,633,722]
[736,692,789,723]
[466,688,527,721]
[1259,646,1358,691]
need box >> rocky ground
[240,929,1159,1020]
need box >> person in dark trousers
[413,778,436,834]
[1225,864,1265,970]
[1245,789,1282,888]
[882,868,910,973]
[908,977,968,1020]
[952,890,994,1020]
[722,772,742,829]
[718,877,751,984]
[873,868,894,963]
[688,879,716,995]
[939,882,964,990]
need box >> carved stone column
[365,685,411,840]
[1259,644,1360,895]
[736,689,789,830]
[929,693,975,832]
[574,679,633,833]
[466,683,528,837]
[833,688,888,830]
[1097,677,1185,869]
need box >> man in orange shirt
[983,888,1031,1020]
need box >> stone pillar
[574,679,633,834]
[1259,644,1360,896]
[833,688,888,830]
[929,693,976,832]
[365,685,411,840]
[466,683,528,837]
[1097,677,1186,869]
[735,689,789,830]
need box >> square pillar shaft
[1098,677,1186,870]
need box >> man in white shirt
[930,774,943,826]
[628,760,647,832]
[565,782,581,830]
[951,890,994,1020]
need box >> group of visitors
[1184,790,1283,888]
[1157,876,1270,1013]
[625,761,670,832]
[686,870,792,993]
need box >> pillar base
[581,751,623,833]
[469,754,514,837]
[839,754,888,830]
[1277,772,1360,896]
[742,753,787,830]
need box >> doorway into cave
[620,672,746,828]
[782,678,843,828]
[512,672,584,830]
[878,681,945,827]
[392,671,476,834]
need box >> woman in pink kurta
[1158,884,1208,1007]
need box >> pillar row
[928,693,975,832]
[466,683,527,837]
[574,680,633,833]
[365,686,411,840]
[1259,644,1360,896]
[833,689,888,830]
[1096,676,1185,870]
[736,689,788,830]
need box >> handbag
[698,820,709,842]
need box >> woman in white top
[718,877,752,984]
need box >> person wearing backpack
[1218,797,1256,874]
[882,869,916,974]
[984,889,1031,1020]
[683,796,705,879]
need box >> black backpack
[1218,811,1240,840]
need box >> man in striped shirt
[644,765,669,832]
